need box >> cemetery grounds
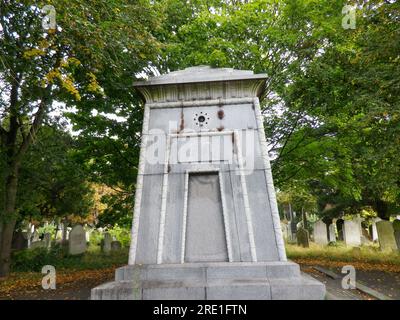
[1,241,399,300]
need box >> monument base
[91,261,325,300]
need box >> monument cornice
[134,66,268,104]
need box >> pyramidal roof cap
[134,66,268,87]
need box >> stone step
[91,273,325,300]
[115,261,301,282]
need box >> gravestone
[44,233,52,249]
[343,218,362,246]
[371,218,381,241]
[296,228,309,248]
[313,220,328,245]
[91,66,325,300]
[393,219,400,251]
[111,241,122,251]
[336,219,344,241]
[30,241,45,249]
[328,223,336,243]
[68,225,87,255]
[12,231,28,251]
[285,220,297,243]
[361,228,371,244]
[102,232,112,254]
[376,220,397,252]
[32,230,40,242]
[280,221,288,240]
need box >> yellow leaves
[42,69,81,101]
[23,48,46,59]
[44,70,61,84]
[61,75,81,101]
[86,72,104,95]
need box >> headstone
[371,218,381,241]
[91,66,325,300]
[30,241,45,249]
[61,222,68,242]
[12,231,28,251]
[343,218,362,246]
[393,219,400,250]
[336,219,344,241]
[280,221,288,240]
[328,223,336,242]
[43,233,52,249]
[68,225,87,255]
[313,220,328,245]
[393,219,400,232]
[102,232,112,254]
[111,241,122,251]
[296,228,309,248]
[288,220,297,243]
[32,230,40,242]
[361,228,371,244]
[376,220,397,252]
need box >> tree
[274,1,400,219]
[0,0,160,276]
[16,125,94,227]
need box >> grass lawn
[286,242,400,272]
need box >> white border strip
[234,130,258,262]
[253,97,287,261]
[219,170,233,262]
[129,105,151,265]
[156,135,172,264]
[180,171,190,264]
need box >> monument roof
[134,66,268,87]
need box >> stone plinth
[91,262,325,300]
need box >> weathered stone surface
[92,66,325,300]
[44,233,52,249]
[376,220,397,252]
[393,219,400,232]
[296,228,309,248]
[12,231,28,251]
[281,221,288,239]
[394,231,400,251]
[111,241,122,251]
[30,241,45,249]
[343,218,362,247]
[371,218,381,241]
[102,232,112,253]
[68,225,87,255]
[328,223,336,242]
[313,220,328,245]
[92,262,325,300]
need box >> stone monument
[343,218,362,247]
[313,220,328,245]
[91,66,325,300]
[376,220,397,252]
[296,227,310,248]
[68,225,87,255]
[102,232,112,254]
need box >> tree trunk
[0,168,19,277]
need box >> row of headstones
[12,225,123,256]
[312,218,400,251]
[66,225,123,255]
[12,230,53,250]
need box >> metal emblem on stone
[91,66,326,300]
